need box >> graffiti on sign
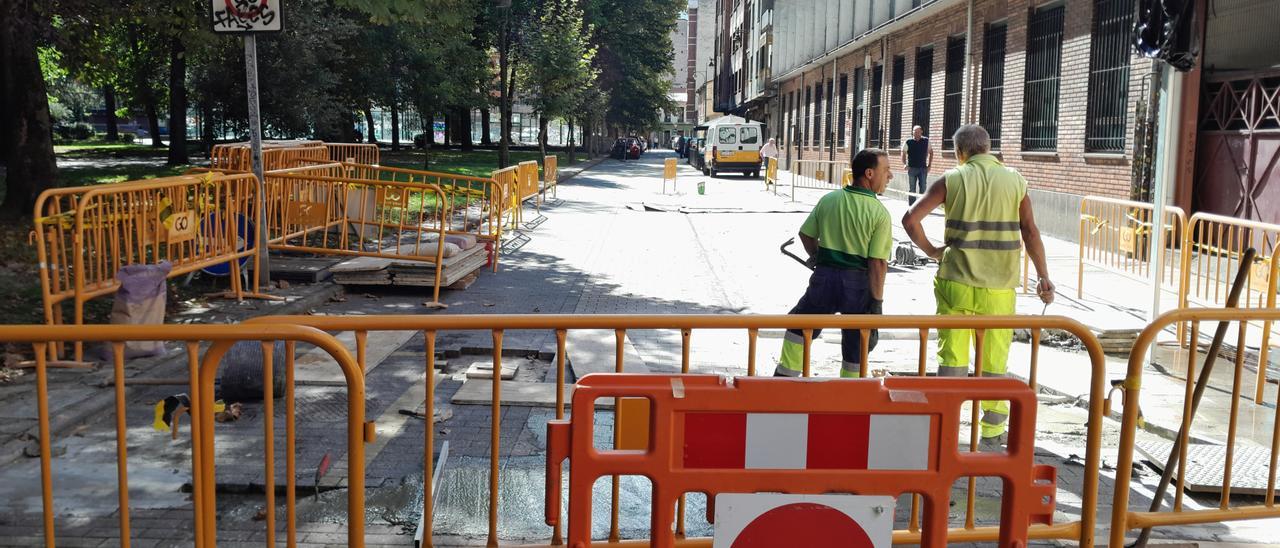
[210,0,283,33]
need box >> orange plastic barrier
[32,172,262,360]
[546,373,1056,548]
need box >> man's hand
[1036,278,1056,305]
[922,244,947,260]
[805,255,817,269]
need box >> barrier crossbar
[325,143,380,165]
[1110,308,1280,546]
[1077,196,1187,299]
[3,323,365,548]
[247,313,1108,547]
[210,142,329,172]
[547,373,1057,548]
[33,172,262,361]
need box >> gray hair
[953,124,991,157]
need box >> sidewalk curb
[0,281,344,464]
[557,156,606,183]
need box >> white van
[700,116,764,178]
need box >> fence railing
[210,143,330,172]
[1110,308,1280,546]
[7,323,365,548]
[248,313,1108,547]
[32,172,262,361]
[544,155,559,200]
[790,159,850,201]
[324,143,380,165]
[1077,197,1187,299]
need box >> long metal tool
[780,237,813,271]
[1132,247,1256,548]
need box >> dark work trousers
[775,266,878,378]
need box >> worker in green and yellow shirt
[775,149,893,378]
[901,124,1055,444]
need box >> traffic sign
[210,0,284,34]
[713,493,893,548]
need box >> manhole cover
[1136,439,1277,495]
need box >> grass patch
[379,148,581,178]
[53,141,156,154]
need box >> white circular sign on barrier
[713,494,893,548]
[210,0,283,34]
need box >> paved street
[2,150,1278,546]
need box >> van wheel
[709,168,717,177]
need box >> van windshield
[718,127,738,144]
[740,127,759,144]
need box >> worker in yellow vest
[774,149,893,378]
[901,124,1054,444]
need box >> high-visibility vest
[938,153,1027,289]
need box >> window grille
[1022,5,1064,151]
[979,24,1007,150]
[852,67,865,151]
[912,47,934,134]
[1085,0,1133,152]
[889,56,905,148]
[804,86,812,147]
[838,75,849,148]
[825,80,834,151]
[815,81,824,148]
[869,64,883,148]
[942,36,965,149]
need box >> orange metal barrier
[1077,196,1187,299]
[262,165,450,304]
[325,142,380,165]
[248,313,1107,547]
[3,323,365,548]
[1178,212,1278,400]
[513,160,542,226]
[1110,308,1280,546]
[764,157,778,194]
[790,159,845,201]
[492,165,521,231]
[32,172,263,360]
[210,141,329,172]
[547,373,1057,547]
[544,155,559,200]
[663,157,677,194]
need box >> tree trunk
[480,106,492,146]
[567,118,576,163]
[443,114,450,146]
[0,0,59,216]
[364,106,378,145]
[425,113,436,146]
[103,86,119,141]
[497,9,511,168]
[390,103,400,151]
[144,93,162,148]
[458,107,474,151]
[166,36,188,166]
[537,115,548,160]
[200,101,214,155]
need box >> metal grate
[912,47,934,134]
[804,86,812,147]
[782,92,791,148]
[853,67,865,151]
[942,36,965,149]
[869,64,884,148]
[837,74,848,149]
[815,82,824,149]
[1022,5,1064,151]
[1085,0,1134,152]
[980,24,1007,150]
[825,79,834,152]
[889,56,905,148]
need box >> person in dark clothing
[901,125,934,205]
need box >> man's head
[767,137,776,145]
[850,148,891,194]
[912,126,924,139]
[952,124,991,162]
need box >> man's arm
[1019,194,1055,304]
[900,143,908,164]
[799,232,819,268]
[901,177,948,259]
[868,258,886,301]
[928,144,935,169]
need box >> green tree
[517,0,598,159]
[1,0,59,216]
[585,0,679,134]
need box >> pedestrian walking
[901,124,1055,445]
[760,137,779,174]
[901,125,933,205]
[774,149,893,378]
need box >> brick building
[761,0,1153,238]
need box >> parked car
[627,139,642,159]
[687,137,706,171]
[610,138,629,159]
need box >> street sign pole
[244,34,269,288]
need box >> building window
[814,81,824,148]
[869,64,883,148]
[782,93,791,148]
[852,67,865,150]
[837,74,849,149]
[1022,5,1065,151]
[942,36,965,149]
[912,47,934,135]
[1086,0,1134,152]
[804,86,812,147]
[980,24,1007,150]
[889,56,905,148]
[825,80,834,150]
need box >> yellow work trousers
[934,278,1014,439]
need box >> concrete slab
[294,330,417,385]
[450,380,571,408]
[562,329,651,377]
[464,360,518,380]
